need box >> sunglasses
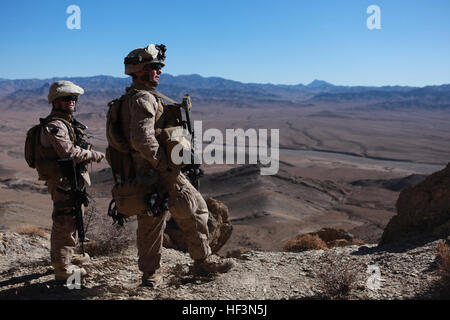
[60,96,78,102]
[150,63,163,71]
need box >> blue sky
[0,0,449,86]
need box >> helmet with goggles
[124,44,166,75]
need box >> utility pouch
[157,126,192,169]
[111,181,151,217]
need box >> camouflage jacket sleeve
[129,91,165,169]
[43,120,96,163]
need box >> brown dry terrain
[1,99,448,253]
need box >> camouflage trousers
[47,178,83,272]
[136,171,212,274]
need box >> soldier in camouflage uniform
[120,44,233,287]
[40,81,105,281]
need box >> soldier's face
[151,68,162,84]
[54,96,77,113]
[137,64,162,86]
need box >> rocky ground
[0,231,449,300]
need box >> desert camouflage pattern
[47,178,84,273]
[120,83,167,173]
[119,82,211,274]
[164,197,233,254]
[40,110,103,274]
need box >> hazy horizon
[1,73,449,89]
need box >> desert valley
[1,75,449,253]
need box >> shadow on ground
[0,268,106,300]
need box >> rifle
[180,94,204,190]
[56,158,89,255]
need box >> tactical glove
[91,150,105,163]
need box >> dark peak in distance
[307,79,334,88]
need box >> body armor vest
[27,115,90,181]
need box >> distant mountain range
[0,74,449,111]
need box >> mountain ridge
[1,74,449,111]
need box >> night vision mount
[124,44,166,65]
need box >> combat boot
[72,253,90,266]
[141,272,163,288]
[54,264,87,282]
[193,255,234,275]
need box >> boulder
[284,228,363,252]
[380,163,450,245]
[163,198,233,254]
[309,228,364,248]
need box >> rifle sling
[148,88,178,105]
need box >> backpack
[105,90,191,217]
[106,93,156,217]
[24,123,42,169]
[24,116,75,180]
[105,94,136,183]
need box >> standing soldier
[114,44,233,287]
[37,81,105,281]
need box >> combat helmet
[48,80,84,104]
[124,44,166,75]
